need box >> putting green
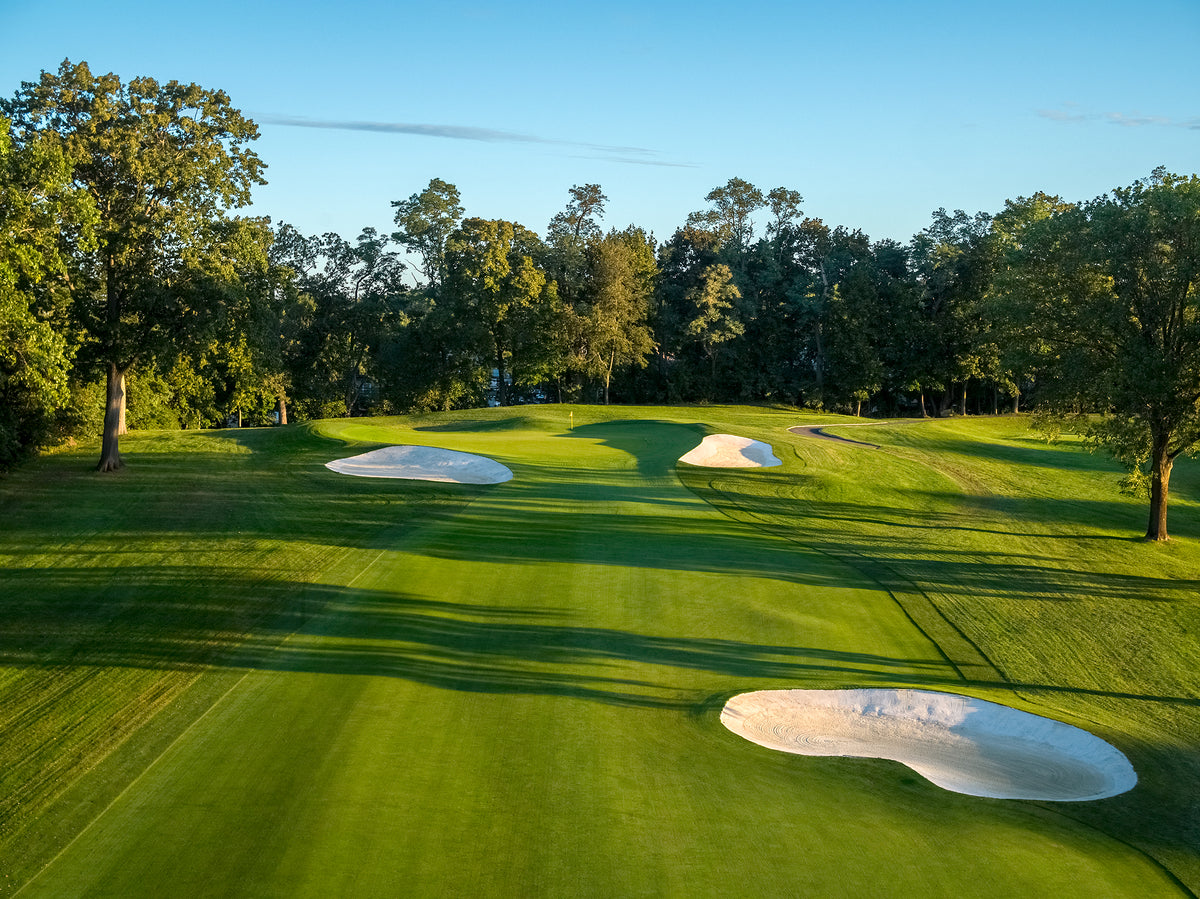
[4,408,1193,897]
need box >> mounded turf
[1,406,1198,896]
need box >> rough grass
[1,406,1197,897]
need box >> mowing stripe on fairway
[3,408,1195,896]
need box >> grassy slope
[1,406,1195,896]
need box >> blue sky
[2,0,1197,251]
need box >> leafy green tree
[391,178,463,288]
[685,263,744,392]
[645,226,722,401]
[986,192,1074,413]
[908,208,994,415]
[543,183,607,307]
[997,169,1200,540]
[444,218,555,406]
[782,219,874,406]
[578,227,657,403]
[3,59,265,470]
[548,183,607,247]
[377,290,487,412]
[275,225,407,417]
[824,271,885,416]
[763,186,806,277]
[686,177,765,255]
[0,115,96,466]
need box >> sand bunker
[679,434,781,468]
[721,689,1136,801]
[325,445,513,484]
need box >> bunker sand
[721,688,1137,801]
[325,445,513,484]
[679,434,781,468]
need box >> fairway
[2,406,1198,897]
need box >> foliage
[272,224,407,417]
[2,59,266,469]
[443,217,559,405]
[997,168,1200,539]
[0,116,96,466]
[907,208,995,414]
[391,177,463,288]
[685,176,765,253]
[3,60,1200,538]
[576,227,657,403]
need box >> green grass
[1,406,1197,896]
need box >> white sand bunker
[325,445,513,484]
[679,434,781,468]
[721,689,1136,801]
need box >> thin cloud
[569,154,699,169]
[1105,112,1172,127]
[256,114,673,164]
[1038,106,1194,129]
[1037,107,1090,124]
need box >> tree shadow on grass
[687,476,1200,598]
[0,571,956,712]
[4,563,1198,712]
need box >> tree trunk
[961,382,968,416]
[344,367,359,415]
[117,372,128,435]
[495,347,508,407]
[98,362,127,472]
[277,394,288,426]
[1145,433,1173,541]
[937,390,951,417]
[813,323,824,402]
[919,392,928,418]
[1012,391,1020,414]
[604,349,615,405]
[343,337,363,416]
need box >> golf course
[2,405,1198,897]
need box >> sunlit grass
[2,406,1197,896]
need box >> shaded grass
[1,406,1197,896]
[679,413,1200,888]
[0,424,483,889]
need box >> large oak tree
[0,114,96,467]
[2,60,265,470]
[998,169,1200,540]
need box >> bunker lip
[721,688,1137,801]
[325,445,513,484]
[679,434,781,468]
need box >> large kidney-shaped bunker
[325,445,513,484]
[721,689,1136,801]
[679,434,781,468]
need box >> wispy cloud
[568,154,698,169]
[1038,106,1090,124]
[1038,105,1194,129]
[256,114,685,165]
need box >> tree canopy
[5,61,1200,539]
[994,169,1200,540]
[2,59,266,470]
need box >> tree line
[2,61,1199,539]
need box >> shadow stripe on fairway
[685,474,1005,685]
